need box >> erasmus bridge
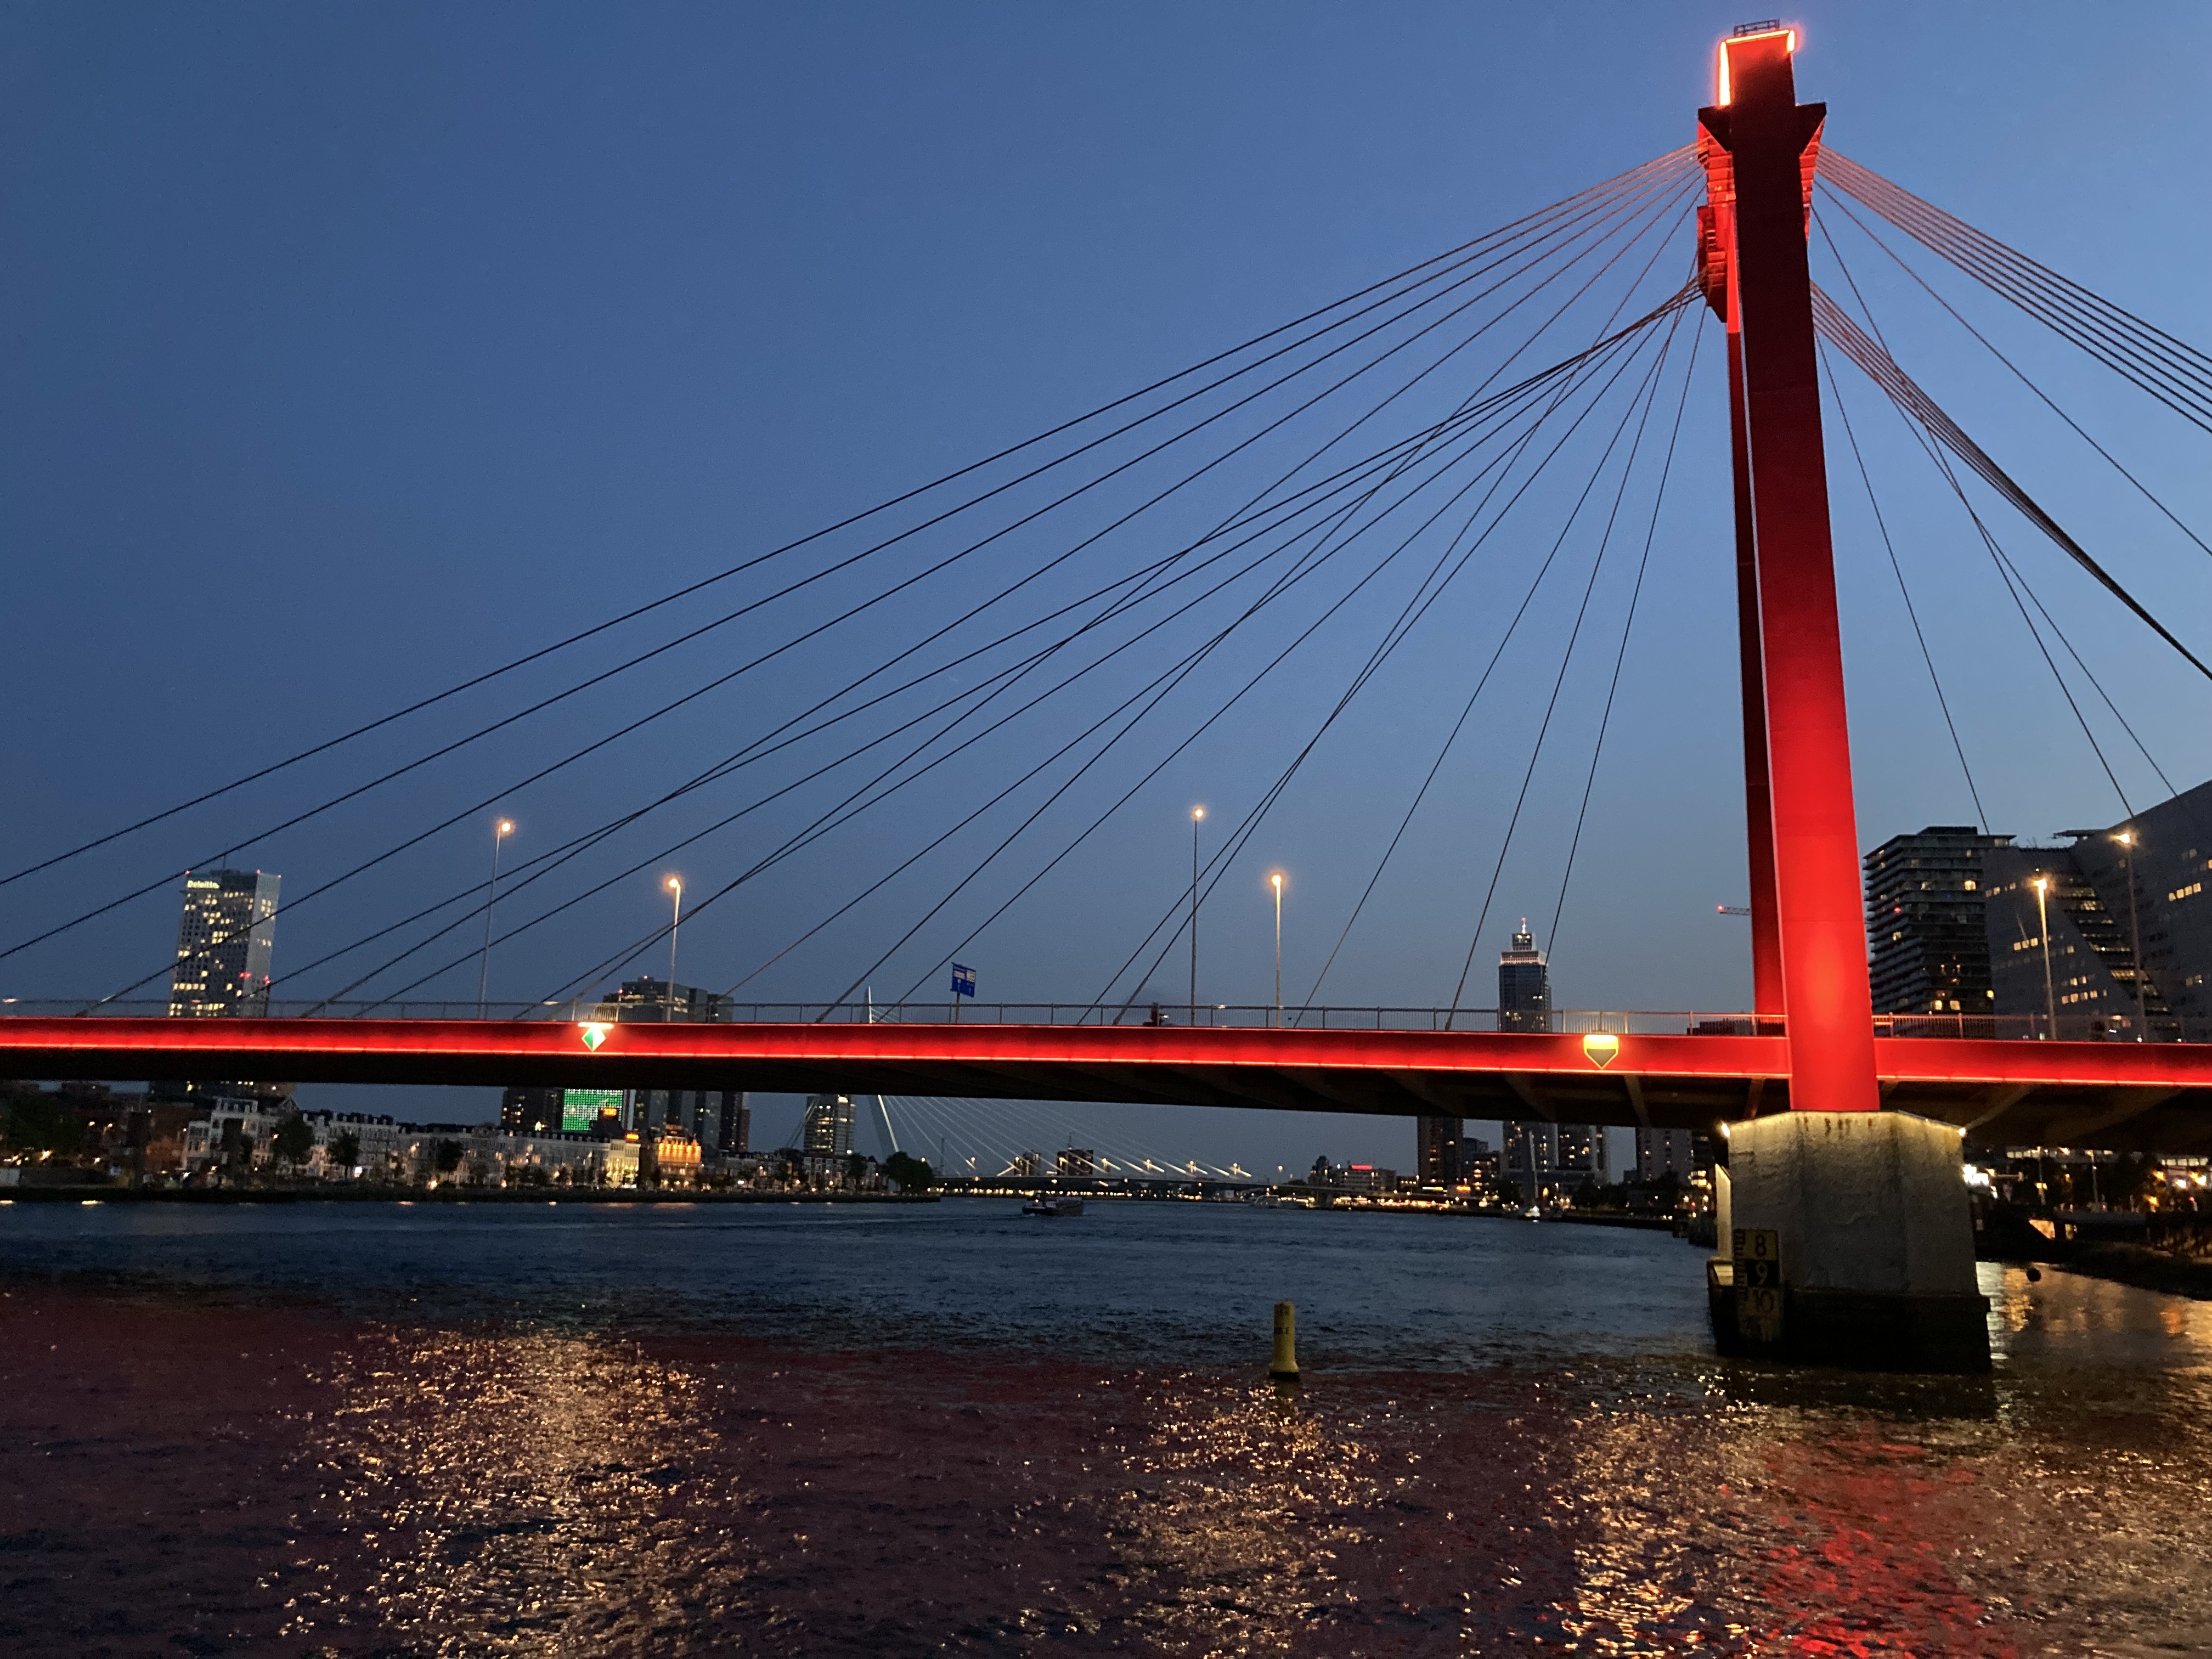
[5,28,2210,1361]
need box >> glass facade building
[167,869,280,1017]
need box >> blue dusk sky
[2,3,2207,1171]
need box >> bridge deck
[7,1017,2212,1152]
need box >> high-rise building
[800,1092,856,1157]
[2054,783,2212,1034]
[1460,1138,1499,1197]
[1497,923,1550,1032]
[1633,1127,1702,1183]
[596,978,728,1023]
[1056,1147,1095,1178]
[1496,926,1605,1199]
[633,1089,751,1155]
[1984,843,2168,1037]
[167,870,280,1017]
[500,1087,563,1136]
[1415,1115,1463,1185]
[1556,1123,1610,1189]
[1865,785,2212,1039]
[1863,827,2012,1016]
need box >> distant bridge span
[7,1017,2212,1154]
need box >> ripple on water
[1,1205,2210,1654]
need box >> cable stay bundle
[1820,149,2212,435]
[1809,285,2212,684]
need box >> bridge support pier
[1714,1110,1989,1372]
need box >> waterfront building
[180,1107,640,1186]
[1556,1123,1609,1189]
[1056,1147,1095,1178]
[801,1092,856,1157]
[1633,1127,1701,1183]
[1984,844,2165,1037]
[1863,826,2012,1017]
[167,870,280,1017]
[1460,1139,1500,1198]
[1416,1115,1463,1185]
[500,1087,562,1135]
[1335,1164,1395,1195]
[634,1088,751,1155]
[2053,782,2212,1034]
[1863,782,2212,1038]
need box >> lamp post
[1269,871,1285,1028]
[664,876,684,1021]
[2032,874,2057,1040]
[1190,806,1205,1026]
[476,818,514,1017]
[2115,830,2147,1040]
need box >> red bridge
[7,1012,2212,1155]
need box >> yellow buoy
[1268,1300,1300,1381]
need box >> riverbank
[0,1184,936,1205]
[2062,1242,2212,1301]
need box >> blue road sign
[950,963,977,998]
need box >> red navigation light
[1716,24,1797,106]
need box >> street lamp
[2114,830,2147,1040]
[664,876,684,1021]
[1190,806,1205,1026]
[476,818,515,1017]
[1269,871,1285,1027]
[2032,875,2057,1040]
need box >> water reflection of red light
[3,1271,2211,1654]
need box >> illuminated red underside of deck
[6,1018,2211,1152]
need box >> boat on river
[1022,1194,1084,1217]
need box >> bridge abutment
[1714,1110,1989,1372]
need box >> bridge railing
[3,998,2207,1042]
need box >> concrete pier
[1711,1110,1989,1372]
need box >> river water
[1,1197,2207,1655]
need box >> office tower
[801,1092,856,1157]
[1496,925,1605,1198]
[167,870,280,1017]
[630,1088,749,1153]
[1633,1127,1700,1183]
[1416,1115,1464,1185]
[1496,923,1551,1032]
[716,1092,751,1158]
[598,978,729,1023]
[500,1087,563,1136]
[1863,827,2013,1016]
